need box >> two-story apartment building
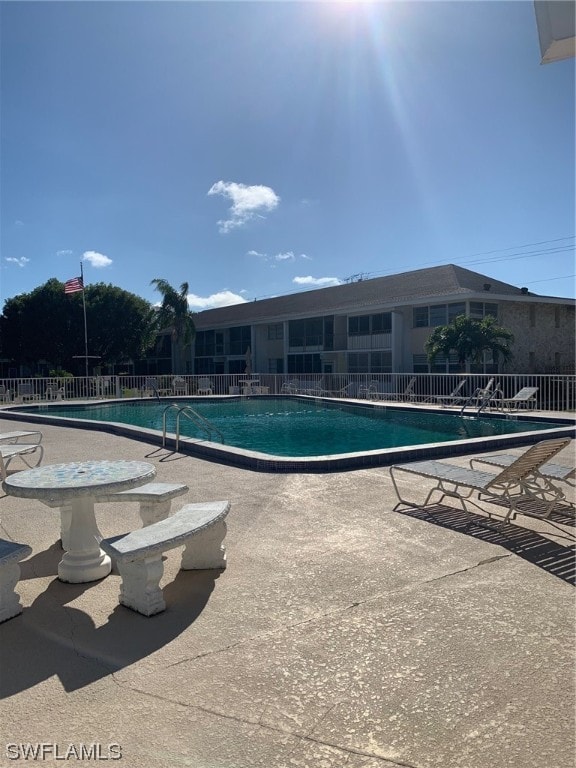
[182,265,574,376]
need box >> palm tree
[425,314,514,370]
[151,279,196,372]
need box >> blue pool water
[19,397,569,459]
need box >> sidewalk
[0,417,574,768]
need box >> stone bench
[48,482,189,550]
[0,539,32,623]
[101,500,231,616]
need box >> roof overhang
[534,1,576,63]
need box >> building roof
[193,264,549,329]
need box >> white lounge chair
[390,438,571,523]
[280,380,299,394]
[358,381,381,399]
[384,376,417,402]
[492,386,539,412]
[0,386,11,403]
[0,430,43,445]
[471,452,575,489]
[433,379,467,406]
[0,443,44,480]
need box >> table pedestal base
[57,497,111,583]
[58,551,111,583]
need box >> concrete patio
[0,416,574,768]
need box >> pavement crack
[423,553,511,584]
[105,681,422,768]
[165,556,512,670]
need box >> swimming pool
[4,396,574,472]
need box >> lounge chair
[0,430,43,445]
[390,438,571,523]
[280,380,299,394]
[0,386,11,403]
[358,381,381,399]
[433,379,467,407]
[384,376,417,402]
[471,452,575,489]
[197,378,214,395]
[0,443,44,480]
[172,377,187,396]
[459,378,497,413]
[491,386,539,412]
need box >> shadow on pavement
[0,567,220,698]
[397,503,575,586]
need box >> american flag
[64,276,84,294]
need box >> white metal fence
[0,373,574,411]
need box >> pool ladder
[162,404,224,451]
[459,384,502,416]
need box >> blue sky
[1,0,574,312]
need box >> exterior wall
[499,302,575,373]
[190,294,575,376]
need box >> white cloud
[248,249,310,263]
[5,257,29,268]
[187,290,248,311]
[56,249,73,257]
[293,275,342,288]
[82,250,112,268]
[208,181,280,233]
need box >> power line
[250,236,575,302]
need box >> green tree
[85,283,156,366]
[425,315,514,370]
[150,278,196,372]
[0,280,156,373]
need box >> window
[288,318,324,347]
[348,316,370,335]
[267,323,283,340]
[287,354,321,373]
[268,358,284,373]
[413,354,429,373]
[370,351,392,372]
[195,330,215,357]
[447,303,466,322]
[348,352,391,373]
[412,352,459,373]
[413,307,429,328]
[470,302,499,320]
[371,313,392,333]
[349,313,392,334]
[348,353,369,373]
[229,326,251,355]
[429,305,447,327]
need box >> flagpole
[80,262,89,379]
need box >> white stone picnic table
[2,460,156,583]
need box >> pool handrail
[162,404,224,450]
